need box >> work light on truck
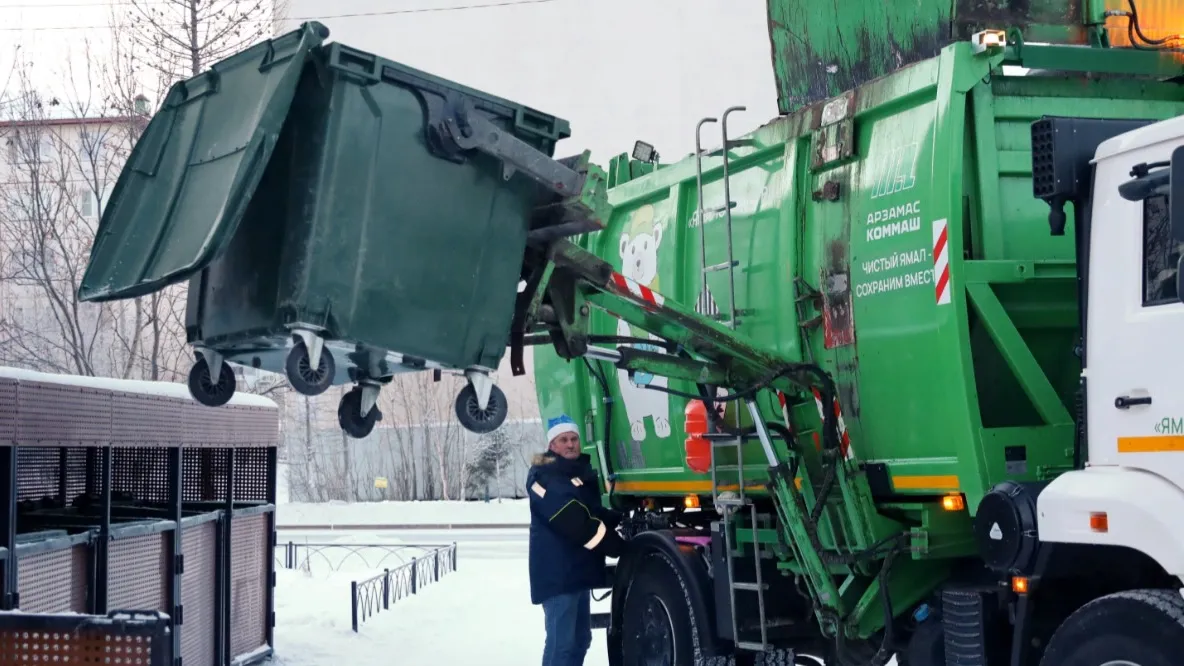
[631,139,658,163]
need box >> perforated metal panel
[183,448,229,502]
[108,532,169,612]
[15,447,61,501]
[112,447,171,503]
[0,613,169,666]
[15,382,112,444]
[16,544,90,613]
[181,520,218,666]
[233,448,270,502]
[15,447,93,502]
[113,393,185,443]
[0,374,277,446]
[229,513,269,660]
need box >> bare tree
[465,427,513,500]
[393,372,469,501]
[0,51,149,377]
[0,2,285,381]
[101,1,281,381]
[125,0,278,83]
[279,368,532,503]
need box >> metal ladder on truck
[692,106,773,652]
[694,106,749,329]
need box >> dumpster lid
[77,22,330,302]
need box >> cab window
[1142,193,1184,306]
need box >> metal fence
[350,543,458,632]
[275,541,451,573]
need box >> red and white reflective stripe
[811,388,853,459]
[933,218,951,306]
[610,272,665,308]
[777,391,792,432]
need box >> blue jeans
[541,590,592,666]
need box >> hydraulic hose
[1110,0,1179,50]
[617,338,905,665]
[581,357,617,505]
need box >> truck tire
[619,550,792,666]
[1040,589,1184,666]
[620,549,718,666]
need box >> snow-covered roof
[0,366,277,409]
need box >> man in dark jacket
[528,414,626,666]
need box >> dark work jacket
[526,451,625,605]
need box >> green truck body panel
[764,0,1119,114]
[534,40,1184,636]
[79,23,570,374]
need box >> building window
[5,130,54,165]
[1142,193,1184,306]
[78,128,105,167]
[78,189,97,218]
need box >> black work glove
[601,526,627,559]
[601,508,625,530]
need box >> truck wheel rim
[639,594,675,664]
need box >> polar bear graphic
[615,205,671,442]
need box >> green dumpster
[77,22,577,437]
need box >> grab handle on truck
[1114,395,1153,409]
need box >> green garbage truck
[520,2,1184,666]
[72,2,1184,664]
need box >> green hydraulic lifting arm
[439,96,912,640]
[517,237,913,639]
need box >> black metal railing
[275,541,450,573]
[350,542,458,632]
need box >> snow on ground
[270,528,611,666]
[272,559,611,666]
[268,503,897,665]
[276,499,530,528]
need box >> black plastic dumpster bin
[77,22,572,438]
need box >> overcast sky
[0,0,779,165]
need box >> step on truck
[520,4,1184,666]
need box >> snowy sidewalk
[271,550,610,666]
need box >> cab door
[1086,135,1184,492]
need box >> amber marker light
[684,495,700,509]
[1012,576,1029,594]
[942,494,966,512]
[1090,512,1109,533]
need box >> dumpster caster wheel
[338,387,380,439]
[286,341,335,396]
[455,383,507,434]
[188,357,236,408]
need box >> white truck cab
[1037,114,1184,578]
